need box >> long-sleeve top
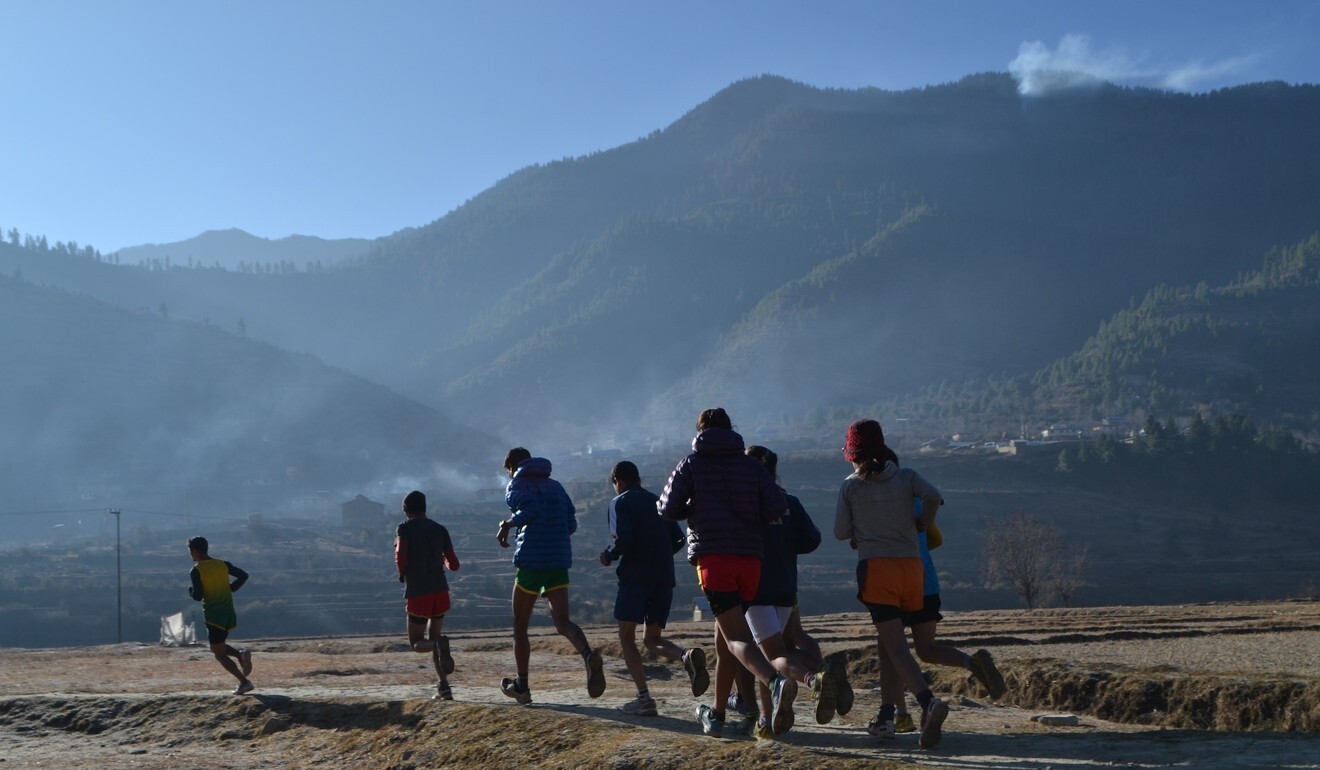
[604,485,684,587]
[834,460,942,560]
[752,492,821,607]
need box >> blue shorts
[614,583,674,627]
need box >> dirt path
[2,601,1318,769]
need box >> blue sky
[3,1,1318,253]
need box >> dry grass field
[2,600,1318,769]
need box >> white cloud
[1161,55,1260,91]
[1010,34,1258,96]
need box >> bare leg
[407,618,432,652]
[511,584,537,681]
[544,587,590,652]
[618,620,648,693]
[910,621,972,670]
[712,625,735,711]
[733,655,757,710]
[211,642,247,684]
[757,630,815,685]
[784,609,823,670]
[428,616,449,685]
[640,623,683,663]
[875,618,928,696]
[877,637,902,708]
[713,606,777,684]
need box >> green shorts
[515,567,570,596]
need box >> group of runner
[185,408,1006,749]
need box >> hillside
[881,233,1320,443]
[1,601,1317,769]
[0,273,498,541]
[4,75,1320,443]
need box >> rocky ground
[2,600,1318,769]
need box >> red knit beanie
[844,419,886,463]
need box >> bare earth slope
[2,601,1318,769]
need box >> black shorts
[903,594,943,627]
[206,624,230,646]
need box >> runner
[599,460,709,716]
[395,490,462,700]
[186,536,253,695]
[497,447,604,704]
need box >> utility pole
[110,508,121,643]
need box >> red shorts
[405,590,451,620]
[696,554,761,615]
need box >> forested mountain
[5,73,1320,449]
[0,269,497,540]
[892,234,1320,443]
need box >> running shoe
[919,697,949,749]
[725,693,757,734]
[233,680,254,696]
[238,649,252,677]
[683,647,710,697]
[696,704,725,738]
[810,668,837,724]
[971,649,1007,700]
[776,706,795,735]
[753,716,774,742]
[894,712,917,733]
[500,677,532,705]
[769,675,798,735]
[586,649,606,698]
[866,716,896,740]
[433,683,453,701]
[831,658,854,716]
[620,695,658,716]
[437,636,455,675]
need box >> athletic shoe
[437,636,455,675]
[753,716,774,742]
[620,695,658,716]
[586,649,606,698]
[776,706,795,735]
[233,680,254,695]
[769,675,798,735]
[683,647,710,697]
[971,649,1007,700]
[831,658,854,716]
[696,704,725,738]
[500,677,532,705]
[433,683,453,701]
[919,697,949,749]
[238,649,252,677]
[810,668,837,725]
[894,712,917,733]
[866,717,896,740]
[725,693,756,734]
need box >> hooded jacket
[505,457,577,569]
[658,427,787,563]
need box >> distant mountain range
[112,228,372,270]
[5,72,1320,516]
